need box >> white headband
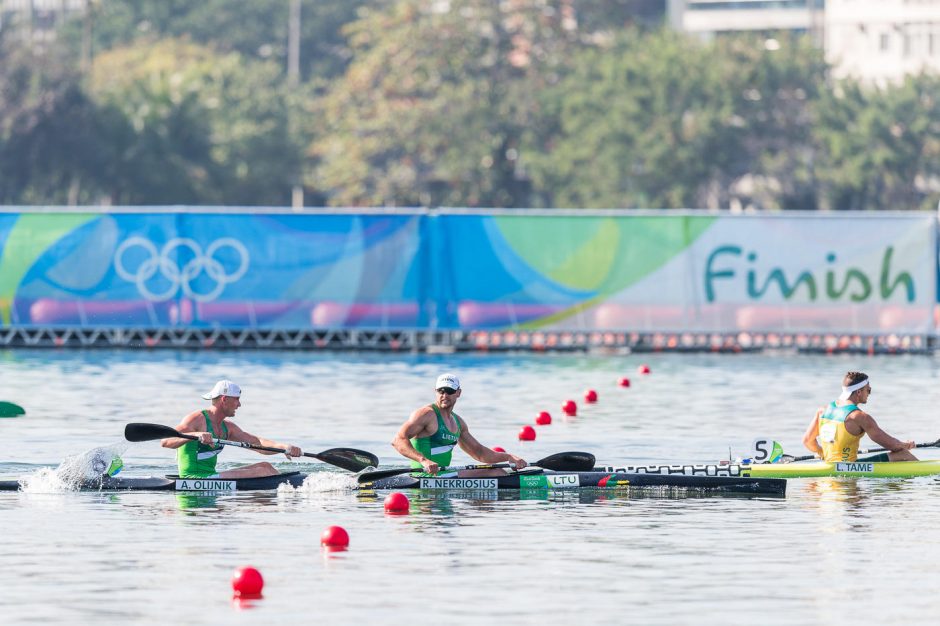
[838,377,869,401]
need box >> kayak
[0,469,787,495]
[741,459,940,478]
[0,471,308,492]
[599,459,940,479]
[357,470,786,496]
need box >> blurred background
[1,0,938,212]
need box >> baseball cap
[202,379,242,400]
[435,373,460,391]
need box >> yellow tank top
[818,401,862,462]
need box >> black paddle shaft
[357,451,595,483]
[124,422,378,471]
[781,437,940,463]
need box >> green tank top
[177,411,229,478]
[410,404,461,469]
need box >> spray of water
[20,444,129,493]
[277,471,359,495]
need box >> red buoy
[321,525,350,548]
[518,425,536,441]
[638,364,651,374]
[535,411,552,425]
[562,400,577,416]
[584,389,598,403]
[618,377,631,387]
[231,566,264,597]
[384,492,410,514]
[492,446,506,452]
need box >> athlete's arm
[457,419,527,468]
[161,411,210,449]
[851,412,915,452]
[801,410,824,457]
[392,408,439,471]
[226,422,302,457]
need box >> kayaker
[392,373,527,477]
[161,380,303,478]
[802,371,917,463]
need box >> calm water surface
[2,349,939,625]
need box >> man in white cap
[392,372,527,476]
[801,371,916,463]
[161,380,303,478]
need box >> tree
[313,0,587,207]
[526,29,831,210]
[87,39,304,205]
[57,0,370,82]
[0,42,114,204]
[813,74,940,211]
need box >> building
[670,0,824,40]
[825,0,940,83]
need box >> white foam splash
[277,471,359,495]
[19,444,128,493]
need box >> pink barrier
[310,302,419,327]
[173,301,312,325]
[29,299,160,325]
[456,301,562,327]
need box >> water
[2,349,940,624]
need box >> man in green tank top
[392,373,527,477]
[161,379,304,478]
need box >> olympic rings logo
[114,236,250,302]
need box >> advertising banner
[0,210,934,334]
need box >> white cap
[202,380,241,400]
[435,373,460,390]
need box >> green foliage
[813,74,940,211]
[526,30,828,209]
[57,0,369,81]
[87,39,303,205]
[314,0,589,207]
[1,0,938,210]
[0,43,114,204]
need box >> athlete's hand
[421,459,439,474]
[902,440,916,450]
[197,432,214,445]
[283,445,302,459]
[509,455,527,470]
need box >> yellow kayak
[600,459,940,478]
[740,459,940,478]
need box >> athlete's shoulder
[409,404,437,421]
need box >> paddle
[0,401,25,418]
[356,451,596,484]
[751,437,940,464]
[124,422,379,472]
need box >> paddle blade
[314,448,380,473]
[534,451,595,472]
[0,401,25,418]
[124,423,182,442]
[356,466,415,483]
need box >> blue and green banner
[0,210,934,333]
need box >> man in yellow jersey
[392,373,527,477]
[161,380,303,478]
[802,371,917,463]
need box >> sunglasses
[436,387,457,395]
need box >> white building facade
[671,0,940,83]
[825,0,940,83]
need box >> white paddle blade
[751,438,784,463]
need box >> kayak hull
[0,471,308,492]
[600,459,940,479]
[741,460,940,478]
[358,470,786,496]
